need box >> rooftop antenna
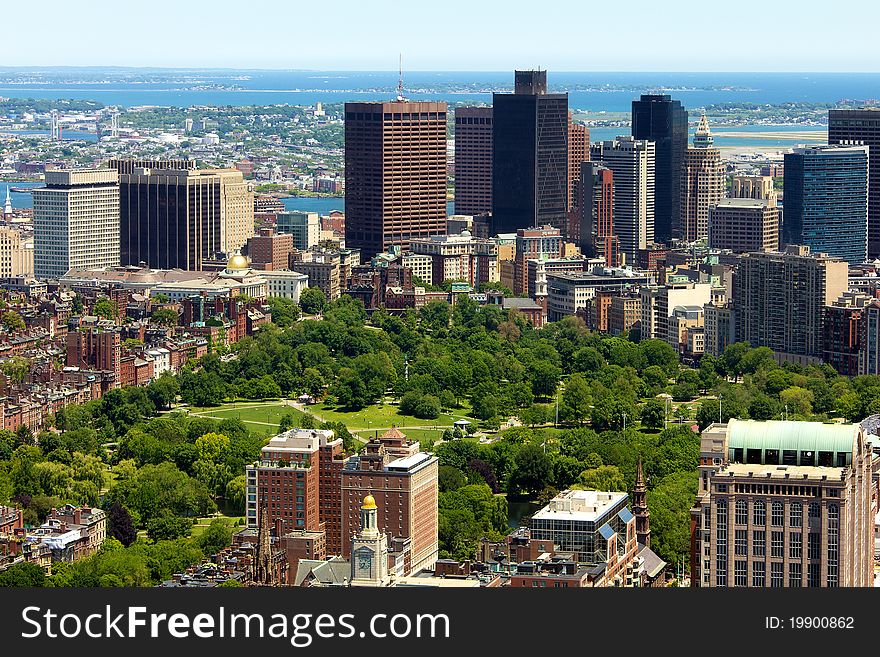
[396,53,405,102]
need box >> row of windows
[346,112,446,121]
[731,447,848,467]
[729,560,820,587]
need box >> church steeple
[4,186,12,217]
[632,456,651,548]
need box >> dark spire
[254,495,275,586]
[632,456,651,548]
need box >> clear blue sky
[9,0,880,71]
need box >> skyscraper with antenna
[396,53,405,101]
[344,57,447,260]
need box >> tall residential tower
[33,169,120,280]
[590,137,655,266]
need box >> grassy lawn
[315,402,471,431]
[190,515,245,539]
[187,401,305,435]
[185,399,474,441]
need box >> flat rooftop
[263,428,338,453]
[714,198,773,209]
[385,451,435,472]
[721,462,847,483]
[532,489,627,523]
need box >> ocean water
[0,70,878,112]
[9,187,434,215]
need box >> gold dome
[361,494,377,510]
[227,253,249,271]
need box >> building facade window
[735,499,748,525]
[770,562,784,588]
[789,562,802,588]
[771,501,784,527]
[753,500,766,525]
[789,502,802,527]
[808,563,821,588]
[734,529,748,556]
[771,531,784,558]
[827,504,839,588]
[715,499,728,587]
[789,533,802,559]
[752,561,765,587]
[752,530,765,557]
[734,560,747,587]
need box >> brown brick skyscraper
[345,101,448,260]
[454,106,493,216]
[568,112,590,212]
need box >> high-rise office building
[828,108,880,257]
[454,106,493,216]
[632,94,688,242]
[344,101,447,260]
[579,162,618,266]
[113,163,252,270]
[568,112,590,212]
[708,198,779,253]
[492,70,568,236]
[276,211,320,251]
[783,145,869,264]
[681,115,725,242]
[33,169,120,280]
[690,418,877,587]
[734,245,849,360]
[590,137,655,266]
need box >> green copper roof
[727,419,857,455]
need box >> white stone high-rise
[590,136,655,266]
[33,169,120,280]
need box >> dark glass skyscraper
[783,145,869,264]
[492,70,568,236]
[631,94,687,243]
[829,108,880,257]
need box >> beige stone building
[709,198,779,253]
[731,175,777,202]
[680,115,725,242]
[0,226,34,277]
[219,170,255,256]
[691,419,878,587]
